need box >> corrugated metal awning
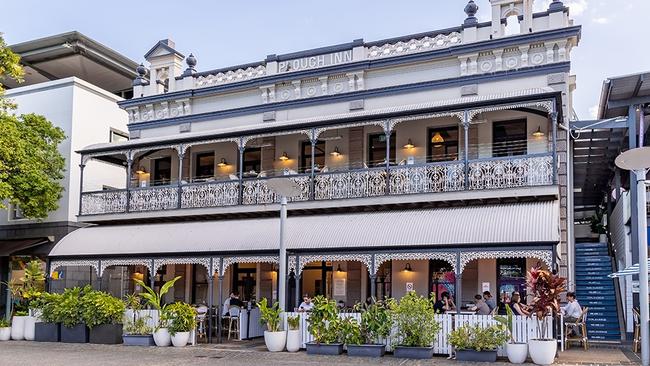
[49,201,559,257]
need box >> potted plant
[166,302,196,347]
[449,324,508,362]
[526,263,566,365]
[58,286,89,343]
[122,293,155,346]
[257,298,285,352]
[286,314,301,352]
[33,292,61,342]
[82,290,125,344]
[496,305,528,363]
[0,319,11,341]
[392,291,441,359]
[135,276,181,347]
[306,296,344,355]
[5,260,45,341]
[346,300,392,357]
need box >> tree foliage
[0,33,66,219]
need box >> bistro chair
[564,307,589,350]
[195,306,208,341]
[633,307,641,353]
[227,305,241,340]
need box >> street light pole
[615,146,650,366]
[278,195,288,311]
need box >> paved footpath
[0,341,639,366]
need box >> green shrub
[307,296,343,344]
[354,300,393,345]
[0,318,9,327]
[448,324,508,351]
[31,292,62,323]
[339,316,363,345]
[392,291,441,347]
[81,290,125,328]
[124,316,153,335]
[56,286,90,328]
[257,298,282,332]
[287,315,300,331]
[166,302,196,336]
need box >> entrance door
[231,264,257,301]
[497,258,527,307]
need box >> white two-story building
[47,0,580,340]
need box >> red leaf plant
[526,262,566,340]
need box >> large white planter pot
[24,316,37,341]
[506,342,529,364]
[11,316,26,340]
[264,330,286,352]
[171,331,190,347]
[286,329,301,352]
[528,339,557,365]
[153,328,171,347]
[0,327,11,341]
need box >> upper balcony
[78,97,562,221]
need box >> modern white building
[48,0,580,342]
[0,32,139,315]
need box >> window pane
[195,153,215,178]
[493,119,527,157]
[153,157,172,185]
[367,132,395,166]
[243,148,261,173]
[428,126,459,162]
[300,140,325,172]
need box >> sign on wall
[333,278,347,297]
[278,50,353,73]
[405,282,414,292]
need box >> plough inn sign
[278,50,353,73]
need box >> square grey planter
[456,349,498,362]
[305,342,344,355]
[34,322,60,342]
[89,324,123,344]
[393,346,434,359]
[60,324,89,343]
[122,334,155,346]
[346,344,386,357]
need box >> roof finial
[182,53,197,77]
[132,63,148,86]
[548,0,564,12]
[464,0,479,27]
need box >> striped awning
[49,201,559,257]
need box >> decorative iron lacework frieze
[389,162,465,195]
[220,256,279,275]
[459,250,552,273]
[297,254,372,275]
[467,154,553,190]
[153,257,212,274]
[373,252,458,275]
[367,32,462,59]
[80,190,127,215]
[468,100,554,121]
[49,260,100,276]
[288,257,297,273]
[181,181,239,208]
[99,258,152,277]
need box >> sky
[1,0,648,120]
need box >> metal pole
[238,145,245,205]
[4,268,11,321]
[126,158,133,213]
[385,127,391,195]
[278,196,288,311]
[78,163,85,216]
[177,149,184,209]
[310,135,316,201]
[551,111,558,185]
[207,268,214,343]
[217,275,224,343]
[462,111,470,190]
[636,168,649,366]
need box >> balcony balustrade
[79,153,555,216]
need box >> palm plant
[134,276,181,328]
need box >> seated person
[229,291,244,308]
[474,294,491,315]
[562,292,582,336]
[483,291,497,312]
[509,292,530,316]
[298,295,314,312]
[434,292,456,314]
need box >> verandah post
[78,162,86,216]
[125,155,133,213]
[238,139,245,205]
[176,145,185,209]
[551,110,558,185]
[310,129,317,201]
[462,110,470,190]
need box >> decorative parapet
[195,65,267,88]
[367,32,462,59]
[126,98,191,123]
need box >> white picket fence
[283,312,563,355]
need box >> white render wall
[1,77,127,224]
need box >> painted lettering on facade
[278,50,352,73]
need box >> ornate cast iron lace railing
[80,154,554,215]
[181,180,239,208]
[314,168,387,200]
[389,162,465,195]
[80,190,127,215]
[242,175,310,205]
[129,186,179,212]
[467,153,553,190]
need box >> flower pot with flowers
[526,263,566,365]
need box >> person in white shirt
[298,295,314,312]
[562,292,582,336]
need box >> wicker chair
[564,307,589,350]
[633,307,641,353]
